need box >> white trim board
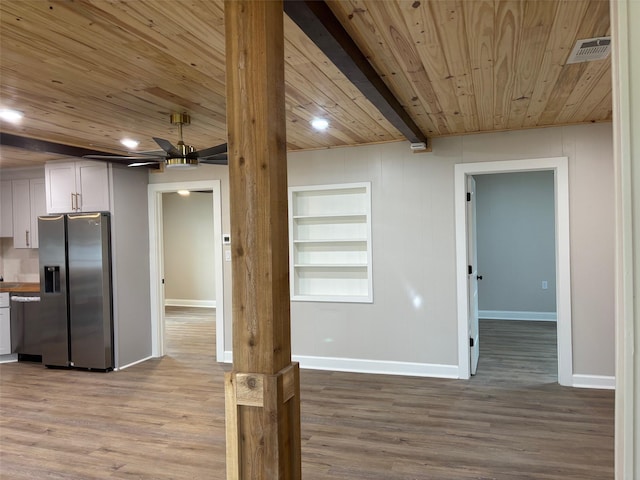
[455,157,573,386]
[223,351,458,379]
[479,310,557,321]
[165,299,217,308]
[116,355,154,371]
[0,354,17,364]
[572,374,616,390]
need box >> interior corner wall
[162,191,215,305]
[475,171,557,315]
[110,165,152,368]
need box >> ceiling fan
[84,113,228,168]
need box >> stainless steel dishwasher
[10,294,42,359]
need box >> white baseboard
[0,354,18,364]
[223,350,613,389]
[479,310,557,321]
[116,355,153,371]
[165,299,216,308]
[222,351,458,379]
[572,374,616,390]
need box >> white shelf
[289,182,372,303]
[293,239,367,243]
[293,213,367,220]
[294,264,368,268]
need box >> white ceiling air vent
[566,37,611,64]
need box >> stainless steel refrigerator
[38,212,114,370]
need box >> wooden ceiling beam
[0,133,158,168]
[283,0,428,148]
[0,133,111,159]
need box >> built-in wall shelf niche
[288,182,372,303]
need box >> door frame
[454,157,572,385]
[148,180,225,361]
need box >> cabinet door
[45,162,76,213]
[0,181,13,237]
[29,179,47,249]
[0,309,10,355]
[76,161,110,212]
[11,179,32,248]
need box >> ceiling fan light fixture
[165,157,199,169]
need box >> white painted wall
[288,123,614,378]
[148,122,615,380]
[475,171,556,315]
[109,165,152,369]
[162,191,215,306]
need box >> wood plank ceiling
[0,0,611,169]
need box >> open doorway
[162,190,217,360]
[147,180,225,361]
[455,157,573,386]
[474,171,558,382]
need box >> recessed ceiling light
[120,138,139,149]
[310,118,329,131]
[0,108,23,124]
[177,190,191,196]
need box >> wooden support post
[224,1,301,479]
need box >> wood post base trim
[232,363,297,407]
[225,362,302,479]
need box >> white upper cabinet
[45,160,110,213]
[0,181,13,237]
[12,178,46,249]
[29,178,47,248]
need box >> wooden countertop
[0,283,40,293]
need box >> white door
[467,176,480,375]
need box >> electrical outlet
[542,280,548,290]
[225,250,232,262]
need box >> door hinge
[470,337,474,347]
[466,192,471,202]
[468,265,473,275]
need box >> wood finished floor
[0,311,614,479]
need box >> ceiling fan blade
[193,143,228,158]
[132,149,166,157]
[128,161,162,167]
[153,137,179,155]
[199,157,228,166]
[83,154,165,160]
